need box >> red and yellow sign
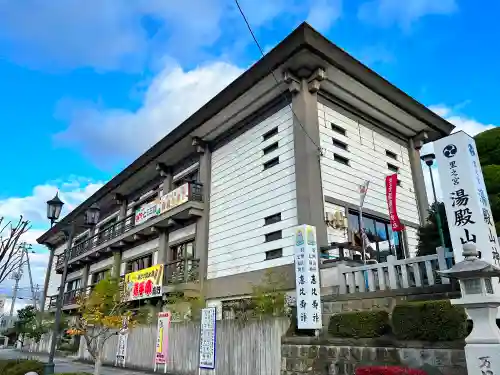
[124,264,164,301]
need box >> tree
[14,305,63,347]
[475,128,500,233]
[417,202,452,256]
[0,216,30,283]
[67,277,148,375]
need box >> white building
[38,23,453,312]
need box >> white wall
[207,106,298,279]
[170,223,196,244]
[318,101,420,256]
[66,269,83,281]
[46,242,67,298]
[406,227,419,258]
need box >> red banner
[385,174,404,232]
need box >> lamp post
[438,243,500,375]
[420,153,446,248]
[43,194,100,375]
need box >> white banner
[199,307,216,369]
[294,225,322,330]
[115,317,129,367]
[435,131,500,268]
[154,311,171,373]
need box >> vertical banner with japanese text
[385,174,404,232]
[199,307,217,370]
[435,131,500,267]
[154,311,171,373]
[115,316,129,367]
[294,225,322,330]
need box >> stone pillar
[112,250,122,279]
[40,245,55,313]
[288,69,328,248]
[81,264,90,289]
[193,139,211,295]
[408,137,429,224]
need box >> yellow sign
[124,264,163,301]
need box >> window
[332,138,348,150]
[265,230,282,242]
[331,123,346,136]
[386,150,397,160]
[348,210,404,261]
[263,157,279,170]
[265,248,282,260]
[98,217,117,241]
[262,127,278,141]
[91,269,110,285]
[397,179,402,187]
[264,213,281,226]
[334,153,349,165]
[173,169,199,188]
[168,241,198,284]
[66,279,81,292]
[263,141,279,155]
[126,254,153,273]
[387,163,399,173]
[73,234,88,247]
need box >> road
[0,349,143,375]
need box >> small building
[37,22,453,315]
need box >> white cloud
[55,61,244,165]
[306,0,342,32]
[358,0,457,29]
[0,177,103,243]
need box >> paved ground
[0,348,144,374]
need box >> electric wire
[233,0,323,155]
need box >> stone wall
[281,337,467,375]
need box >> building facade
[38,23,453,313]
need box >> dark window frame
[262,127,278,141]
[331,123,346,136]
[387,163,399,173]
[264,213,282,226]
[334,153,350,165]
[263,156,280,170]
[332,138,348,150]
[126,253,154,274]
[265,230,282,242]
[386,150,398,160]
[265,248,283,260]
[263,141,279,155]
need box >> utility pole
[23,243,38,309]
[9,247,24,317]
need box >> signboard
[124,264,164,301]
[435,131,500,267]
[294,225,322,330]
[199,307,216,369]
[115,316,129,367]
[385,174,404,232]
[154,311,171,373]
[135,200,160,225]
[160,183,189,214]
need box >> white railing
[337,247,454,294]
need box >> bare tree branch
[0,215,31,284]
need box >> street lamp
[46,193,64,228]
[420,153,446,249]
[44,197,100,375]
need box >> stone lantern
[438,243,500,375]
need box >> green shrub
[4,359,45,375]
[329,310,390,338]
[392,300,467,341]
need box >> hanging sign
[154,311,171,373]
[294,225,322,330]
[135,200,161,225]
[385,174,404,232]
[199,307,216,369]
[115,316,129,367]
[124,264,164,301]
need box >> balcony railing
[55,182,203,269]
[166,258,200,284]
[47,286,92,310]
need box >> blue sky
[0,0,498,310]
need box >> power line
[233,0,323,154]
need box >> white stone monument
[439,243,500,375]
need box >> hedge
[0,359,45,375]
[329,310,390,338]
[392,300,467,341]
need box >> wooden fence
[24,317,290,375]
